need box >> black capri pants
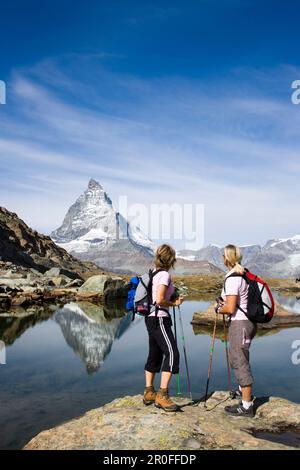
[144,316,180,374]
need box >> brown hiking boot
[155,388,180,412]
[143,386,157,406]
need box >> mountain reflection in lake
[55,302,132,374]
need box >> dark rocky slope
[0,206,98,278]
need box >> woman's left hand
[214,301,224,314]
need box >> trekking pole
[204,312,218,408]
[177,305,192,400]
[223,315,233,397]
[172,306,182,395]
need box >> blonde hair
[223,244,245,274]
[155,244,176,271]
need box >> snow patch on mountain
[288,253,300,268]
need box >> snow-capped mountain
[179,237,300,278]
[263,235,300,251]
[247,236,300,278]
[51,179,154,273]
[51,178,153,253]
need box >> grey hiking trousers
[228,320,257,387]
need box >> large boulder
[78,275,128,300]
[24,391,300,450]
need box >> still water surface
[0,297,299,449]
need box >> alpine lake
[0,293,299,449]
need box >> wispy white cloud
[1,55,299,246]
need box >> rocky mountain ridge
[178,237,300,278]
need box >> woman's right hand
[174,297,184,306]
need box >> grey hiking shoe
[225,402,254,418]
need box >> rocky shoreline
[0,263,128,314]
[24,391,300,450]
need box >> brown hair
[155,244,176,271]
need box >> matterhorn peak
[51,179,154,258]
[88,178,103,191]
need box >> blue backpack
[125,276,139,314]
[126,269,169,321]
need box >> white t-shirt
[221,269,249,321]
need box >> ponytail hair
[223,244,245,274]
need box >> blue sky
[1,0,300,248]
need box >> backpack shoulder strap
[223,271,249,315]
[224,272,242,293]
[150,268,167,277]
[150,269,172,326]
[150,267,171,290]
[150,268,171,285]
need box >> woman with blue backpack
[139,244,184,412]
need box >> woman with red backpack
[215,244,257,417]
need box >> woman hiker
[215,244,257,417]
[143,244,184,412]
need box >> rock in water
[78,274,127,299]
[23,391,300,450]
[75,274,128,302]
[192,301,300,330]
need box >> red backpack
[225,269,275,323]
